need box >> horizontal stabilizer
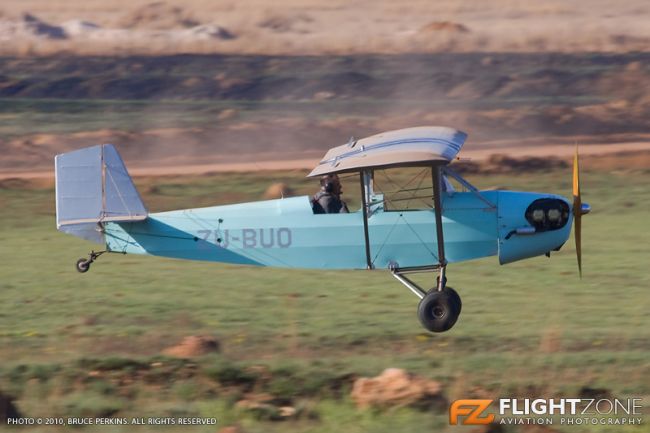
[55,144,147,243]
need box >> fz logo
[449,399,494,425]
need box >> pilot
[312,174,349,214]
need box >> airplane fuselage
[104,191,572,270]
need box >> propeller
[572,144,590,277]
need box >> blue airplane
[55,126,590,332]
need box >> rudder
[55,144,147,243]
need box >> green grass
[0,168,649,432]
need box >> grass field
[1,167,649,432]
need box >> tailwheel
[76,258,91,273]
[417,287,461,332]
[75,250,106,273]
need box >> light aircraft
[54,126,590,332]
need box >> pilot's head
[320,174,342,195]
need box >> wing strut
[360,170,373,269]
[431,165,447,290]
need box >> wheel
[76,258,90,273]
[430,283,461,315]
[417,289,461,332]
[444,286,462,316]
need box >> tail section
[55,144,147,243]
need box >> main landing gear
[75,250,106,273]
[417,286,462,332]
[391,264,462,332]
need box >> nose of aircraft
[497,191,573,264]
[525,197,572,232]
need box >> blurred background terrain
[1,0,650,55]
[1,0,650,171]
[0,1,649,432]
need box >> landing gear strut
[391,264,462,332]
[75,250,106,273]
[384,165,462,332]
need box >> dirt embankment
[3,53,650,105]
[2,53,650,173]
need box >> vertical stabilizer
[55,144,147,243]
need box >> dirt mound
[578,386,613,400]
[420,21,469,34]
[117,2,200,30]
[22,13,67,39]
[453,155,568,174]
[485,154,568,172]
[162,335,220,358]
[583,150,650,171]
[258,14,313,33]
[185,24,235,40]
[263,183,294,199]
[235,394,301,421]
[61,20,101,37]
[350,368,445,410]
[0,390,21,422]
[0,177,30,189]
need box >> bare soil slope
[1,53,650,172]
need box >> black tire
[76,258,90,273]
[417,290,460,332]
[430,283,462,315]
[444,286,462,316]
